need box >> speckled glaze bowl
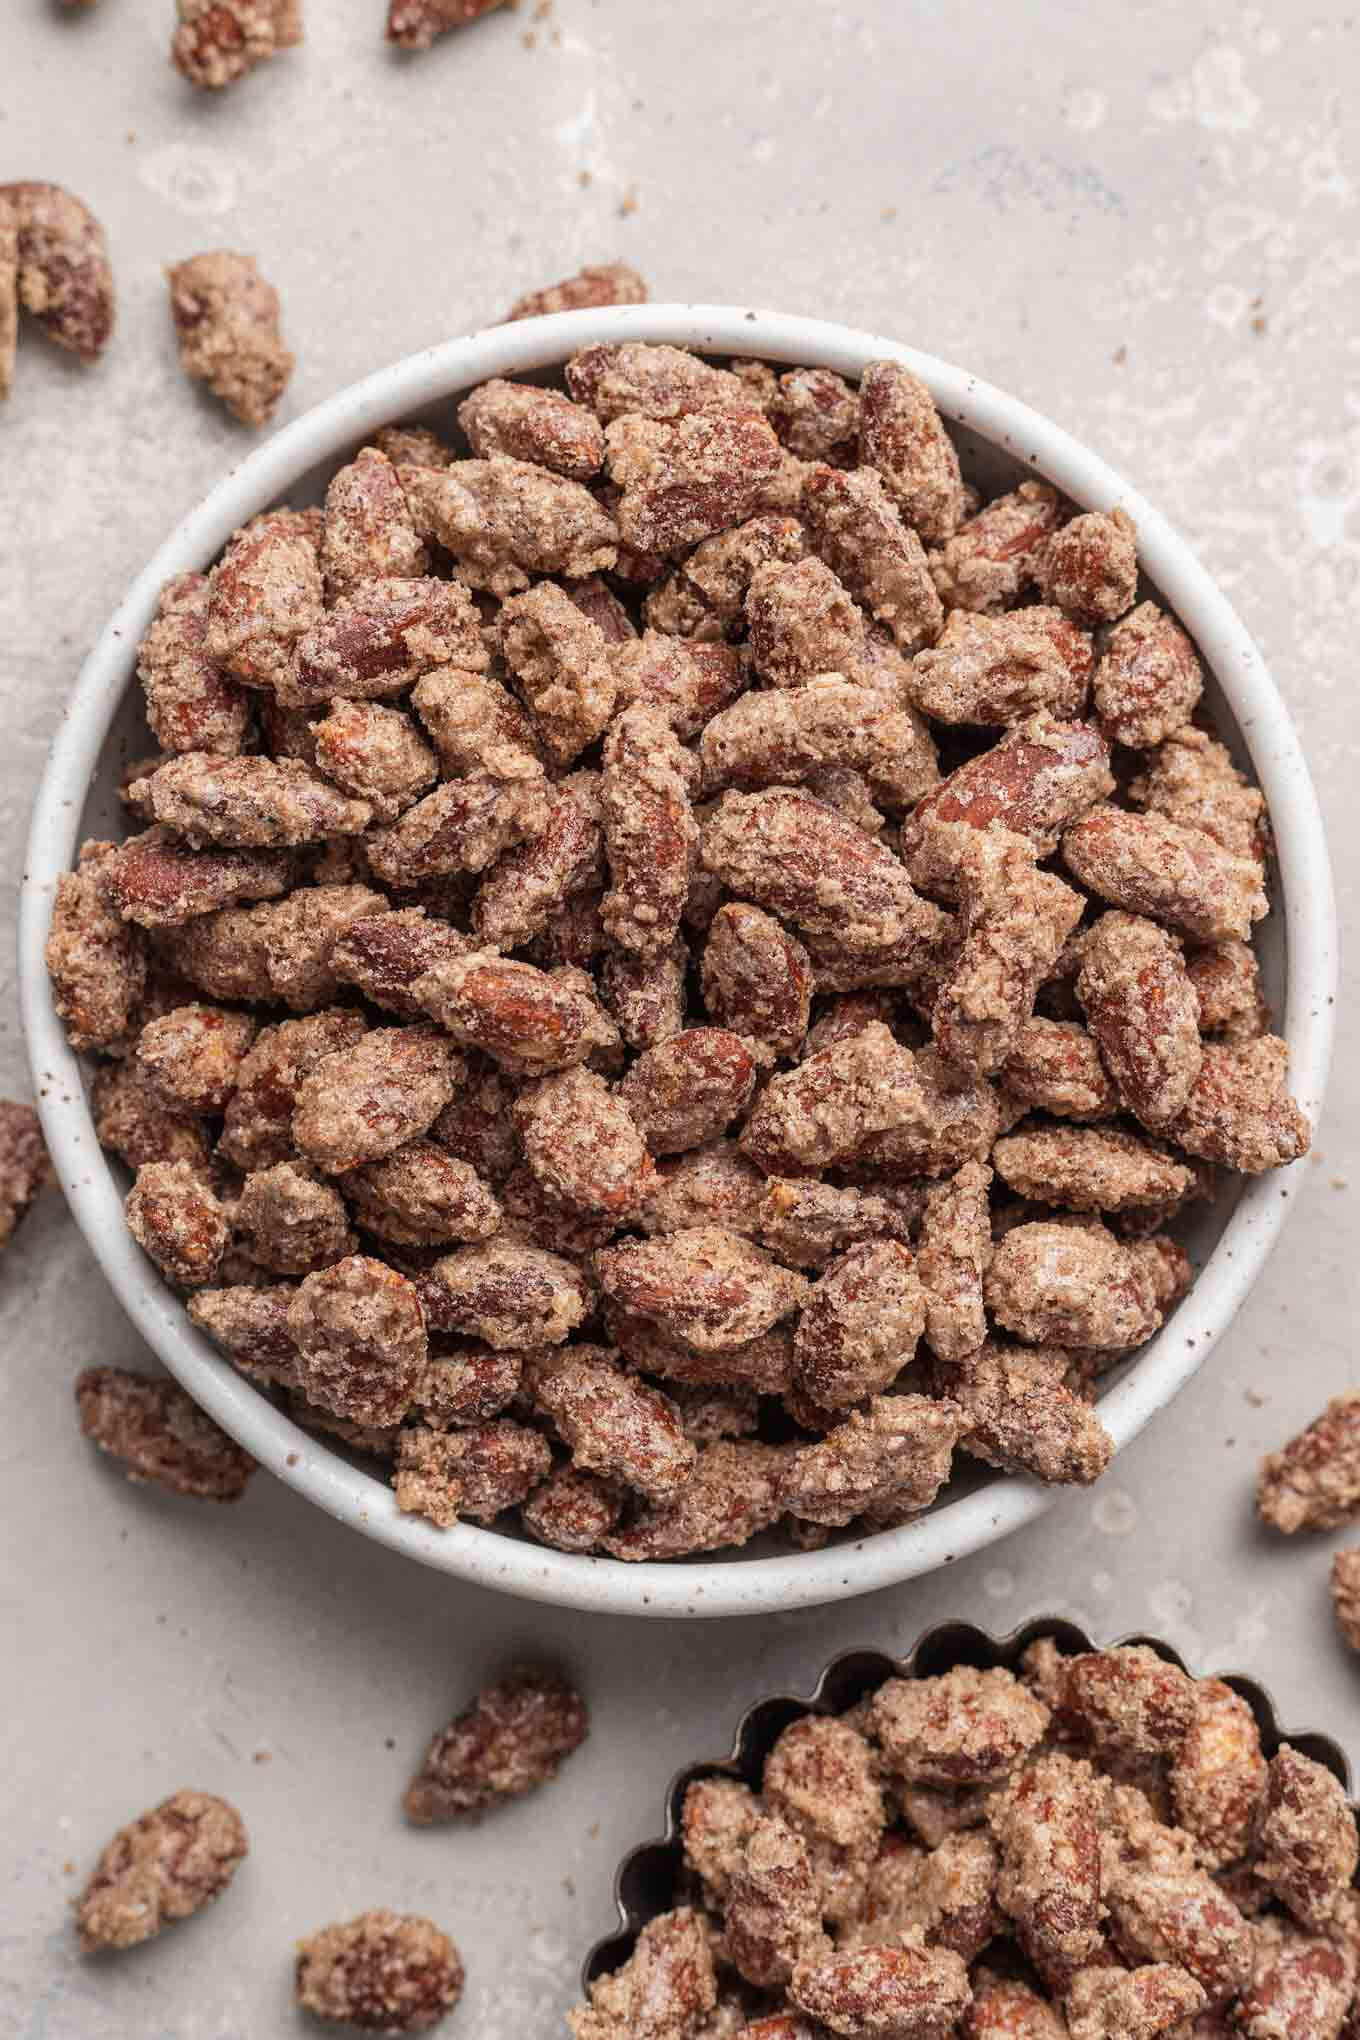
[580,1616,1356,1993]
[19,305,1337,1618]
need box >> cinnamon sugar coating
[398,457,617,595]
[789,1937,972,2036]
[929,481,1066,614]
[76,1364,257,1501]
[606,406,784,556]
[45,842,147,1049]
[205,508,323,692]
[569,1907,718,2040]
[76,1789,248,1952]
[985,1219,1162,1350]
[125,1158,230,1287]
[1093,602,1203,752]
[136,572,252,756]
[858,358,967,545]
[1076,910,1203,1131]
[779,1393,962,1528]
[803,463,945,652]
[515,1065,653,1219]
[758,1177,909,1271]
[567,341,750,423]
[1332,1549,1360,1653]
[218,1006,367,1168]
[294,1909,464,2033]
[312,701,437,822]
[289,578,486,709]
[172,0,300,87]
[3,181,115,378]
[148,751,370,849]
[507,260,648,322]
[700,676,939,814]
[1255,1748,1359,1933]
[403,1666,586,1822]
[321,445,430,597]
[100,827,293,928]
[1168,1677,1267,1870]
[287,1254,427,1425]
[394,1416,551,1525]
[167,250,292,426]
[902,713,1114,884]
[1033,507,1138,625]
[0,1101,50,1250]
[1062,805,1267,946]
[910,609,1092,728]
[1258,1393,1360,1535]
[614,633,748,737]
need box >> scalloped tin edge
[581,1614,1355,1991]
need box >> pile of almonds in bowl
[44,335,1311,1564]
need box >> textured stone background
[2,3,1358,2033]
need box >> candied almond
[0,1101,50,1251]
[125,1158,230,1287]
[189,1283,304,1387]
[45,842,148,1050]
[100,827,293,929]
[474,774,602,950]
[500,579,617,765]
[75,1788,247,1952]
[779,1393,962,1529]
[234,1160,354,1274]
[901,712,1114,885]
[1093,601,1203,751]
[422,1238,591,1348]
[287,1254,427,1426]
[682,1776,762,1906]
[1258,1392,1360,1536]
[76,1365,255,1500]
[288,578,488,709]
[311,701,437,823]
[134,1003,256,1113]
[397,456,617,595]
[789,1936,972,2037]
[613,632,748,737]
[566,341,749,423]
[521,1464,622,1552]
[166,249,292,427]
[601,703,699,961]
[3,181,115,375]
[1167,1677,1267,1870]
[950,1341,1114,1485]
[416,950,614,1075]
[368,769,550,888]
[991,1750,1106,1968]
[404,1666,587,1822]
[136,572,252,757]
[758,1177,909,1271]
[929,480,1066,614]
[322,445,429,597]
[459,378,604,480]
[604,1439,793,1561]
[803,463,945,653]
[1033,507,1138,625]
[910,607,1092,727]
[507,260,648,322]
[858,358,967,545]
[205,508,322,692]
[218,1007,367,1169]
[1255,1746,1359,1933]
[293,1023,456,1172]
[568,1906,717,2040]
[725,1814,831,1989]
[1131,726,1269,864]
[794,1240,924,1410]
[916,1160,992,1363]
[147,752,370,850]
[605,407,784,555]
[1062,804,1266,945]
[771,364,860,463]
[621,1028,756,1155]
[746,553,868,687]
[596,1226,807,1354]
[992,1126,1194,1214]
[1167,1036,1309,1176]
[1064,1963,1206,2039]
[395,1415,551,1526]
[985,1219,1161,1351]
[1332,1549,1360,1653]
[1054,1646,1196,1759]
[294,1909,464,2034]
[516,1065,653,1219]
[602,938,689,1052]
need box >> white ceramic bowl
[20,305,1337,1619]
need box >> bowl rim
[579,1614,1358,1993]
[19,302,1338,1620]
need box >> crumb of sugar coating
[507,260,648,322]
[75,1365,255,1499]
[75,1789,247,1952]
[1332,1549,1360,1652]
[294,1909,464,2033]
[1258,1392,1360,1534]
[394,1417,552,1526]
[172,0,300,88]
[403,1667,587,1822]
[166,250,292,427]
